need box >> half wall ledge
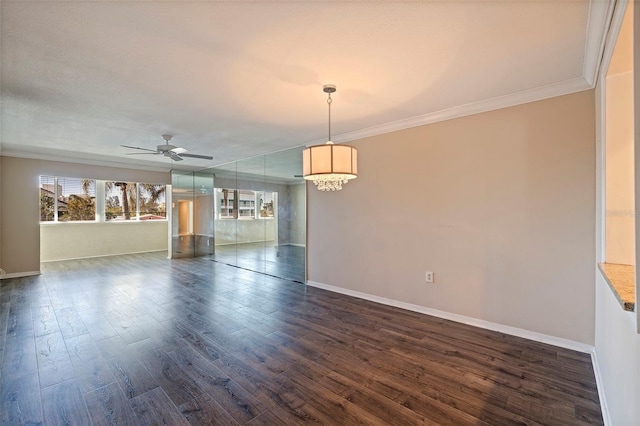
[597,263,635,312]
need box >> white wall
[41,221,167,261]
[0,156,170,274]
[307,90,596,345]
[593,3,640,423]
[595,272,640,425]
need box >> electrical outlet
[425,271,434,283]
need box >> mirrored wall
[170,146,306,283]
[211,146,306,282]
[170,170,215,258]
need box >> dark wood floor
[1,252,603,425]
[213,242,306,283]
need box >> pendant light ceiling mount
[303,84,358,191]
[323,84,336,94]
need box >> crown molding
[0,149,173,173]
[331,76,591,145]
[2,1,617,164]
[318,0,616,146]
[597,0,630,82]
[211,169,302,186]
[583,0,618,86]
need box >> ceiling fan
[121,135,213,162]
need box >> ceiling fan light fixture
[303,85,358,191]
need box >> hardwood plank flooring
[1,372,43,425]
[35,331,75,388]
[41,380,92,426]
[0,252,603,425]
[129,386,189,426]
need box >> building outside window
[215,188,276,219]
[40,176,166,223]
[39,176,96,222]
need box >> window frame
[40,177,167,224]
[39,176,97,223]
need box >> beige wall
[41,221,167,262]
[0,156,170,274]
[288,183,306,246]
[635,0,640,332]
[308,90,596,345]
[195,194,214,237]
[605,71,635,264]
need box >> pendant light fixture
[303,85,357,191]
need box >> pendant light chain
[327,92,332,142]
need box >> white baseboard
[40,249,168,263]
[307,283,610,422]
[280,243,306,247]
[590,348,612,426]
[306,280,594,354]
[215,240,277,247]
[0,270,41,280]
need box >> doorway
[178,200,193,235]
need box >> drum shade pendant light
[303,85,357,191]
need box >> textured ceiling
[0,1,611,175]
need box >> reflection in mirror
[170,170,215,258]
[171,171,194,258]
[211,146,306,282]
[194,171,215,256]
[266,149,306,282]
[236,154,267,275]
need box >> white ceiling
[0,0,612,175]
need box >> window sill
[40,220,167,225]
[598,262,635,312]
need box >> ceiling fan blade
[157,144,179,152]
[121,145,158,153]
[179,153,213,160]
[168,152,184,161]
[125,152,159,155]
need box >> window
[39,176,96,222]
[105,182,137,221]
[40,177,166,223]
[215,188,276,219]
[105,182,167,221]
[238,190,256,218]
[218,188,235,219]
[138,184,167,220]
[40,176,57,222]
[257,191,275,218]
